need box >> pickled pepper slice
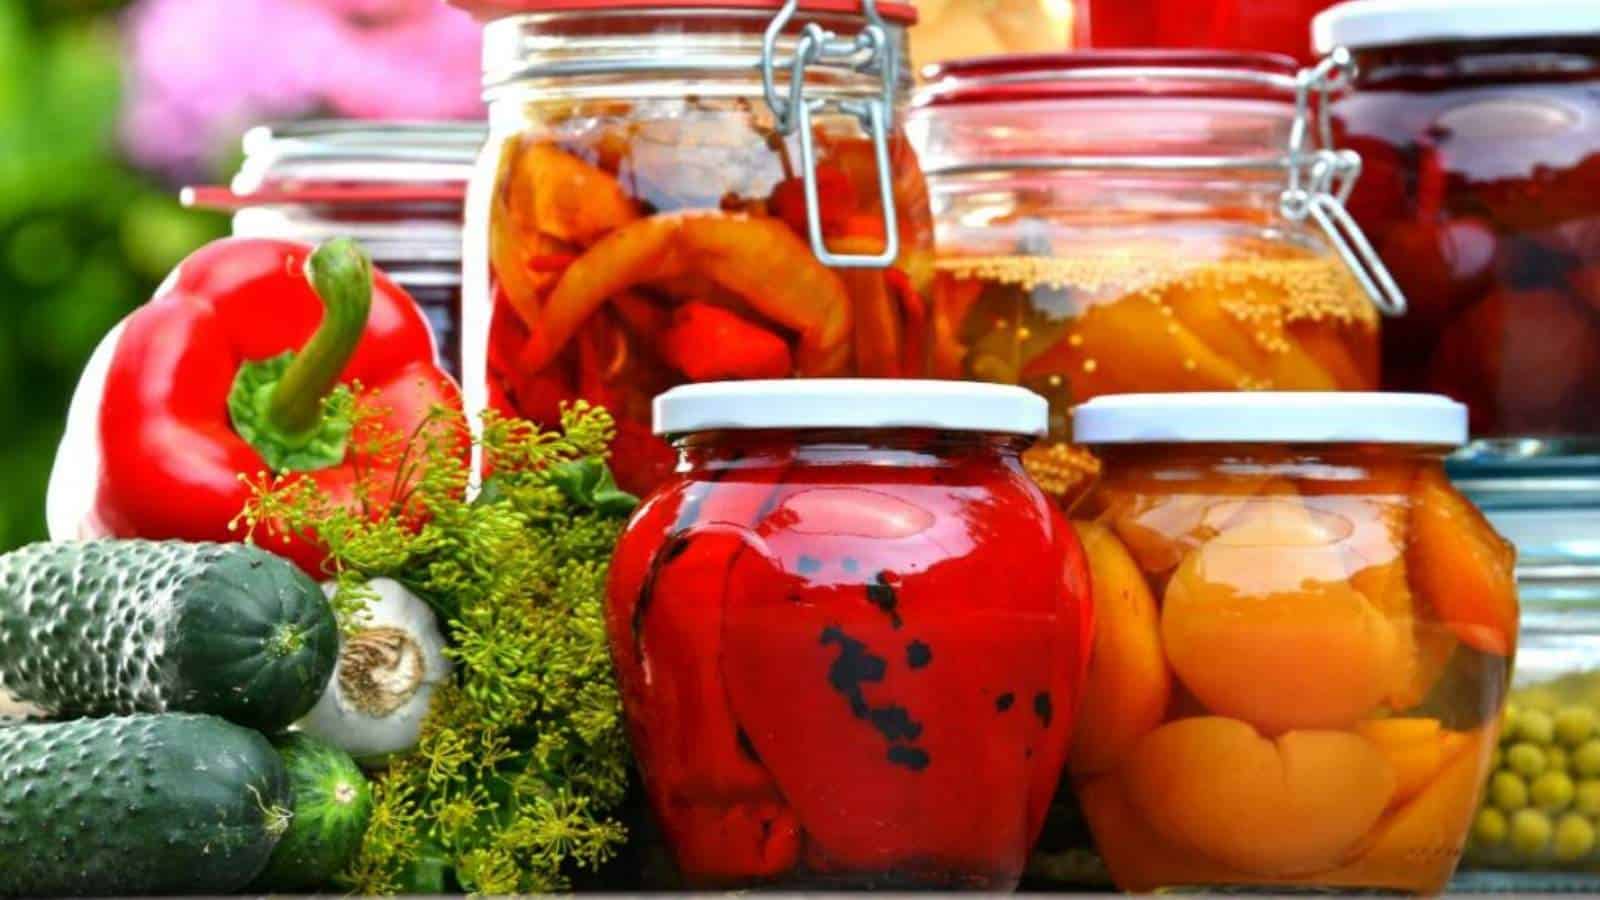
[834,235,904,377]
[512,141,640,245]
[720,484,1072,875]
[524,212,852,375]
[660,302,794,381]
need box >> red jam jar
[1315,1,1600,462]
[605,380,1095,889]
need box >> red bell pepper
[76,237,463,575]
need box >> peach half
[1068,521,1170,776]
[1407,465,1518,657]
[1162,500,1399,733]
[1123,716,1396,876]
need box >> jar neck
[676,428,1031,471]
[1096,443,1449,479]
[482,8,911,109]
[1351,38,1600,88]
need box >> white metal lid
[1073,392,1467,446]
[1313,0,1600,53]
[653,380,1048,437]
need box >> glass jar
[184,121,482,375]
[1455,512,1600,882]
[1073,0,1342,64]
[454,0,937,497]
[907,51,1401,507]
[1315,1,1600,469]
[1068,392,1515,894]
[605,380,1094,889]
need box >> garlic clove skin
[297,578,451,764]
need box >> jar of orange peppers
[907,51,1406,506]
[1068,392,1516,894]
[451,0,935,495]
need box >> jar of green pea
[1462,550,1600,876]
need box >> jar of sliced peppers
[452,0,937,496]
[184,121,483,375]
[606,380,1094,889]
[907,51,1405,507]
[1315,0,1600,468]
[1069,392,1515,894]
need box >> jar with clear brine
[454,0,936,496]
[908,51,1401,507]
[1070,393,1516,894]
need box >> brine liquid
[933,242,1379,506]
[483,104,936,496]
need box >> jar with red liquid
[907,51,1406,508]
[453,0,938,497]
[1074,0,1343,64]
[1315,0,1600,476]
[605,380,1095,889]
[184,121,482,375]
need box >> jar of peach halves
[1068,392,1517,894]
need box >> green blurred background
[0,0,484,551]
[0,0,228,551]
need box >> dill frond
[239,401,637,895]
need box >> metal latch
[760,0,900,269]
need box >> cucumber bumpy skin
[0,714,291,897]
[0,540,338,732]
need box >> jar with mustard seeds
[907,50,1404,507]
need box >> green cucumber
[0,539,338,732]
[0,714,290,897]
[254,732,373,890]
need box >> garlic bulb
[297,578,450,763]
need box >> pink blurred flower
[121,0,483,179]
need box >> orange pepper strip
[526,212,853,375]
[676,214,852,375]
[886,267,927,376]
[519,215,687,371]
[526,253,579,273]
[832,235,902,377]
[516,141,640,245]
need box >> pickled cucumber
[1466,671,1600,871]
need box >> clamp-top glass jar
[184,121,484,375]
[907,51,1405,507]
[1313,0,1600,478]
[453,0,937,496]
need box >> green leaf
[547,458,639,517]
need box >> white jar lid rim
[653,380,1048,437]
[1313,0,1600,53]
[1073,392,1468,446]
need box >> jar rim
[453,0,917,24]
[1313,0,1600,54]
[1073,392,1468,447]
[653,379,1048,437]
[914,50,1301,110]
[184,120,484,210]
